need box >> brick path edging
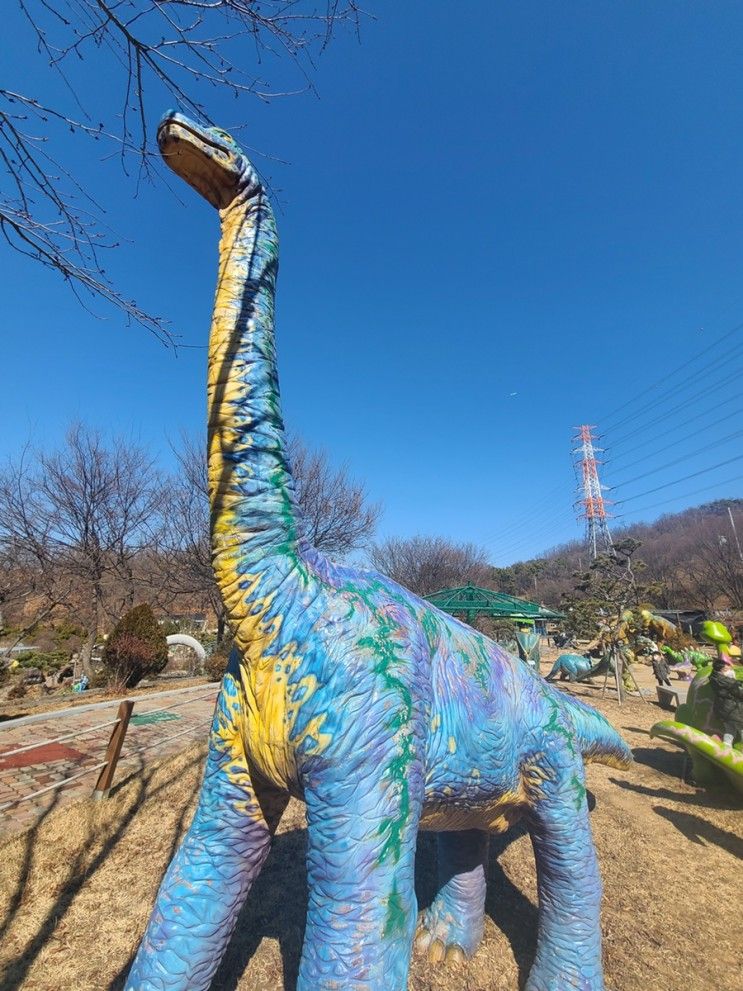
[0,683,218,841]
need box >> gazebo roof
[424,584,564,621]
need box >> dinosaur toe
[415,915,474,966]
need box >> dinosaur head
[157,111,258,210]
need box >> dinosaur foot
[414,925,467,965]
[414,900,482,966]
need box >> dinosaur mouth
[157,115,232,157]
[158,114,237,208]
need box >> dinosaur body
[546,652,608,683]
[125,113,632,991]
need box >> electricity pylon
[573,425,613,559]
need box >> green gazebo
[424,584,564,631]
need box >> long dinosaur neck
[208,189,299,625]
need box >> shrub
[103,604,169,689]
[204,645,232,682]
[16,650,69,673]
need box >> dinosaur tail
[544,659,561,682]
[559,692,633,769]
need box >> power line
[489,510,575,557]
[489,510,577,560]
[615,476,743,519]
[605,361,743,452]
[601,337,743,438]
[490,517,575,560]
[479,483,568,545]
[609,428,743,492]
[599,320,743,432]
[614,453,743,506]
[606,400,743,475]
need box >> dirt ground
[0,677,741,991]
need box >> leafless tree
[0,425,164,674]
[288,436,379,554]
[674,518,743,612]
[2,1,361,340]
[154,434,225,638]
[368,536,490,598]
[156,432,379,638]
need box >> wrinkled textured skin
[125,112,633,991]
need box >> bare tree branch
[3,1,363,340]
[368,536,489,598]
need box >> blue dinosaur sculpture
[125,111,633,991]
[546,653,606,683]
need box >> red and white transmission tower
[572,425,613,559]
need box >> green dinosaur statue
[652,621,743,793]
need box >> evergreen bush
[103,604,169,689]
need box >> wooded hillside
[492,499,743,612]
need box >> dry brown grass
[0,685,741,991]
[0,677,210,723]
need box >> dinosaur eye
[215,129,233,142]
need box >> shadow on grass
[2,778,549,990]
[652,806,743,860]
[203,824,538,991]
[105,759,205,991]
[609,776,743,811]
[630,745,687,778]
[0,789,63,945]
[0,750,203,991]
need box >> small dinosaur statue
[125,111,633,991]
[545,653,606,683]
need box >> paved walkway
[0,683,218,840]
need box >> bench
[656,685,681,710]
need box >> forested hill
[492,499,743,612]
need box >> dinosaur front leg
[525,761,604,991]
[125,679,287,991]
[298,761,424,990]
[416,829,489,963]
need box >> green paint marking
[131,711,181,726]
[383,878,408,938]
[470,640,492,692]
[357,610,415,866]
[570,773,587,810]
[543,696,576,756]
[420,610,441,652]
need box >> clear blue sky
[3,3,743,565]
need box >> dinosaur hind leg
[525,756,604,991]
[125,677,288,991]
[415,829,489,964]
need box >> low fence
[0,684,218,819]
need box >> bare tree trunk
[79,590,101,678]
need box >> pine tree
[103,604,168,689]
